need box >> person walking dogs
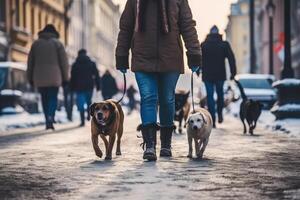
[71,49,100,127]
[27,24,69,130]
[201,25,237,128]
[116,0,201,161]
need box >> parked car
[235,74,277,109]
[0,62,39,114]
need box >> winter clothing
[135,72,180,126]
[201,33,236,81]
[140,123,160,161]
[210,25,219,34]
[101,71,118,100]
[71,51,100,126]
[160,126,175,157]
[27,32,69,88]
[70,55,100,92]
[38,87,59,129]
[116,0,201,73]
[204,80,225,127]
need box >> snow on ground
[228,100,300,137]
[0,109,73,133]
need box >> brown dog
[186,108,213,159]
[175,90,191,133]
[89,100,124,160]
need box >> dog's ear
[107,102,116,113]
[201,113,207,124]
[186,91,190,97]
[89,103,96,117]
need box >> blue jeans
[38,87,59,123]
[135,72,180,127]
[76,90,93,112]
[204,81,224,124]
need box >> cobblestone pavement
[0,112,299,200]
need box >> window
[15,0,20,27]
[31,7,34,35]
[23,0,27,28]
[0,0,6,29]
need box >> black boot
[160,126,175,157]
[80,111,85,127]
[139,124,159,161]
[46,116,55,130]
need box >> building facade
[0,0,69,62]
[67,0,120,70]
[226,0,250,74]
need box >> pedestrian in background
[116,0,201,161]
[201,25,237,128]
[126,85,137,115]
[27,24,69,130]
[70,49,100,127]
[101,70,118,100]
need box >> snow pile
[272,78,300,88]
[271,104,300,112]
[0,110,73,133]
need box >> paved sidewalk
[0,112,299,200]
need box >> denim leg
[204,81,216,123]
[135,72,158,125]
[47,87,59,120]
[38,87,48,122]
[76,92,85,112]
[215,81,225,116]
[85,90,93,117]
[158,73,180,127]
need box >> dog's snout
[193,126,198,130]
[97,112,103,119]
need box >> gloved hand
[119,69,127,74]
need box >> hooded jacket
[70,55,100,92]
[201,33,237,81]
[116,0,201,73]
[27,32,69,87]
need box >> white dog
[186,108,213,159]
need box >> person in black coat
[101,70,118,100]
[201,25,237,128]
[71,49,100,126]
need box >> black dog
[234,79,262,135]
[174,91,190,134]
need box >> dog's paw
[116,151,122,156]
[196,154,203,159]
[187,154,193,159]
[105,156,112,160]
[96,151,103,158]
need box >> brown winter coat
[116,0,201,73]
[27,32,70,87]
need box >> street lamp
[266,0,275,75]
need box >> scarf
[135,0,170,34]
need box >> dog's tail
[234,79,248,100]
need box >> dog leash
[117,73,127,104]
[191,72,196,113]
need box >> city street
[0,112,299,200]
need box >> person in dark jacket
[201,25,237,128]
[127,85,138,115]
[71,49,100,126]
[27,24,69,130]
[116,0,201,161]
[101,70,118,100]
